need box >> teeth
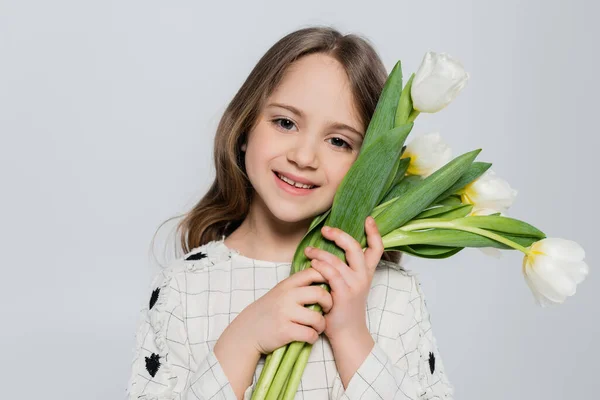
[277,173,315,189]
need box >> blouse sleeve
[126,267,254,400]
[331,273,455,400]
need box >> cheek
[245,128,275,166]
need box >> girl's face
[242,53,364,226]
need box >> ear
[240,132,248,152]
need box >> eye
[271,118,297,132]
[271,118,353,152]
[327,137,353,151]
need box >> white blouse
[126,238,454,399]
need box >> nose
[286,135,319,169]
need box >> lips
[273,171,319,188]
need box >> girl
[127,26,454,400]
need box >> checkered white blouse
[126,238,454,399]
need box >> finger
[320,225,365,274]
[291,305,327,335]
[310,259,350,294]
[289,323,321,345]
[286,267,327,288]
[294,285,333,313]
[304,246,355,284]
[364,216,385,271]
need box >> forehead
[267,54,362,128]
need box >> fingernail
[305,246,312,251]
[323,226,331,232]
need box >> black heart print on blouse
[149,288,160,310]
[185,251,207,261]
[145,353,161,378]
[428,351,436,374]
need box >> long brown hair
[152,25,402,265]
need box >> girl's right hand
[232,267,333,355]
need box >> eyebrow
[267,102,364,138]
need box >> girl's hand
[304,216,384,342]
[230,267,334,355]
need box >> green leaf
[379,156,403,205]
[395,73,415,126]
[453,215,546,238]
[379,174,422,205]
[379,158,410,205]
[374,149,482,240]
[383,228,540,249]
[415,204,473,219]
[438,195,462,206]
[307,208,331,234]
[392,157,411,187]
[398,244,464,259]
[433,162,492,204]
[362,61,403,151]
[321,123,413,262]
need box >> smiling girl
[127,26,454,400]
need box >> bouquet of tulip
[250,52,590,400]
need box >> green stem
[398,219,531,254]
[407,109,420,123]
[265,342,305,400]
[267,303,322,399]
[277,369,291,400]
[282,343,313,400]
[252,346,288,400]
[254,352,272,392]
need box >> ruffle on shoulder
[377,256,412,274]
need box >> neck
[225,196,313,263]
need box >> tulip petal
[534,238,586,262]
[403,132,453,177]
[527,254,576,301]
[413,52,435,86]
[411,52,469,113]
[464,170,517,212]
[523,270,562,307]
[479,247,502,259]
[470,207,503,216]
[561,260,590,285]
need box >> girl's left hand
[304,216,384,343]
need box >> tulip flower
[411,51,470,113]
[402,132,453,177]
[459,169,518,215]
[522,238,589,307]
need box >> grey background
[1,0,598,399]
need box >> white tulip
[459,169,517,214]
[411,52,470,113]
[402,132,452,177]
[522,238,589,307]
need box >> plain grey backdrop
[1,0,598,399]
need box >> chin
[267,201,322,225]
[270,207,310,224]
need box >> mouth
[273,171,319,191]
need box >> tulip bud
[459,169,517,215]
[411,52,469,113]
[401,132,452,177]
[522,238,589,307]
